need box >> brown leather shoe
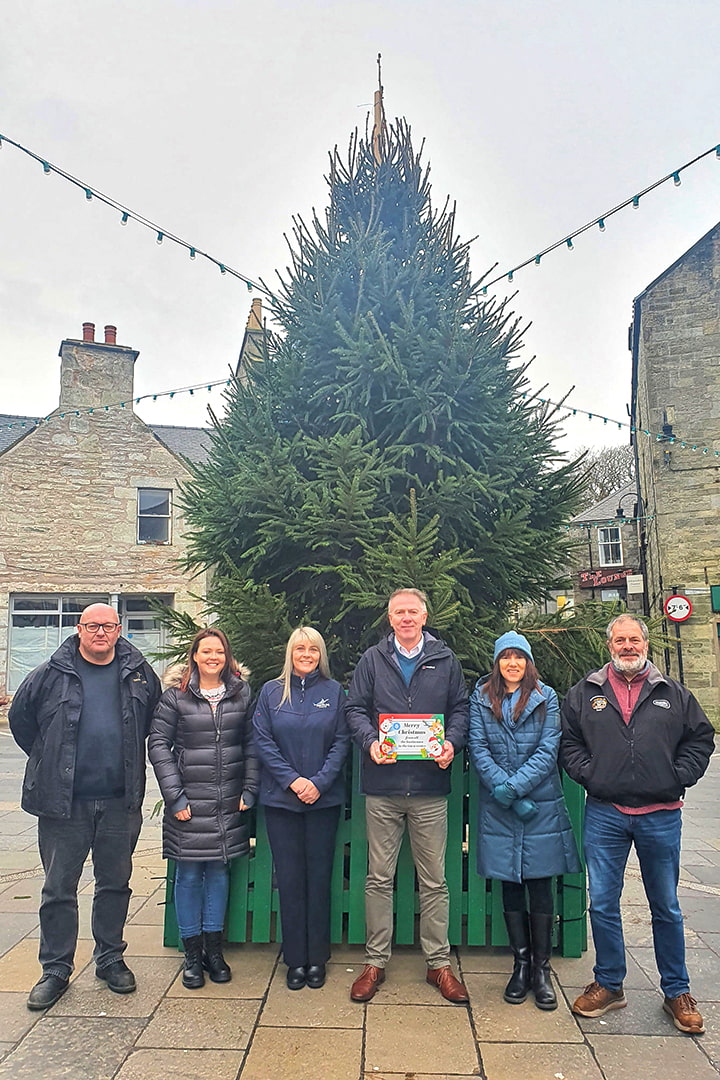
[663,993,705,1034]
[572,981,626,1017]
[350,965,385,1002]
[426,965,469,1004]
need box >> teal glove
[512,798,538,821]
[492,782,517,808]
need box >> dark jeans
[37,799,142,978]
[174,860,230,938]
[264,805,341,968]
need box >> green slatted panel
[465,765,487,944]
[346,750,368,943]
[247,805,276,942]
[162,859,179,948]
[446,754,466,945]
[225,843,250,942]
[559,772,588,957]
[161,752,587,956]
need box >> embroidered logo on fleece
[590,696,608,712]
[313,698,331,709]
[653,699,671,709]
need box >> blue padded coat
[468,680,581,884]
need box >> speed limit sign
[664,594,692,622]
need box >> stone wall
[0,332,208,697]
[635,223,720,726]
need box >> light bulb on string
[85,189,93,200]
[632,196,640,209]
[566,237,574,251]
[189,248,196,260]
[597,218,605,231]
[673,172,681,186]
[156,232,164,245]
[534,255,541,265]
[42,161,51,174]
[120,212,129,226]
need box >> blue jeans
[174,861,230,938]
[584,799,688,998]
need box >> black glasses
[79,622,121,634]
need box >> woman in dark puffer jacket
[149,628,257,989]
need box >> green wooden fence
[162,750,587,957]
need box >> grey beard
[611,656,646,676]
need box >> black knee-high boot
[503,911,531,1004]
[529,912,557,1010]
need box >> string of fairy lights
[1,130,719,478]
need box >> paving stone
[630,946,720,1003]
[0,1046,13,1065]
[0,878,44,913]
[353,952,463,1006]
[564,985,679,1036]
[365,1003,479,1074]
[690,1000,720,1069]
[589,1033,718,1079]
[682,865,720,885]
[0,938,92,993]
[479,1041,603,1079]
[321,943,369,963]
[126,894,166,926]
[467,973,583,1043]
[115,1049,244,1079]
[0,914,38,960]
[0,856,41,872]
[261,963,363,1026]
[0,815,36,838]
[0,993,43,1043]
[363,1074,481,1080]
[136,998,259,1049]
[0,1016,145,1079]
[166,943,277,999]
[674,895,720,934]
[52,955,181,1018]
[241,1027,362,1080]
[458,946,512,974]
[122,923,183,958]
[697,932,720,958]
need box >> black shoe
[306,964,326,989]
[287,966,307,990]
[95,959,137,994]
[27,973,69,1011]
[202,930,232,983]
[182,935,205,990]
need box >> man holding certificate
[346,588,469,1003]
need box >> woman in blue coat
[253,627,350,990]
[469,632,580,1010]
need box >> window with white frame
[137,488,172,544]
[8,594,108,692]
[597,526,623,567]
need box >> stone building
[0,322,211,697]
[565,482,644,613]
[631,220,720,726]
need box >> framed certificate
[378,714,445,760]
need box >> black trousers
[37,798,142,977]
[502,876,554,915]
[264,804,341,968]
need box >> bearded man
[561,615,714,1035]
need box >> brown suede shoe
[572,981,627,1017]
[426,965,469,1004]
[663,993,705,1034]
[350,965,385,1002]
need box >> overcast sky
[1,0,719,454]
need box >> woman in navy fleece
[253,627,350,990]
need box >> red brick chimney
[104,325,117,345]
[58,322,138,409]
[82,322,95,342]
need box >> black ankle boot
[182,935,205,989]
[203,931,231,983]
[529,912,557,1010]
[503,910,531,1004]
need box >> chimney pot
[82,322,95,342]
[104,325,117,345]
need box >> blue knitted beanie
[493,631,534,664]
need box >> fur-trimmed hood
[162,662,251,689]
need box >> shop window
[8,594,108,692]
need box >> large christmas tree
[181,117,583,683]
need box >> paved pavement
[1,712,719,1079]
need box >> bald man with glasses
[10,603,161,1010]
